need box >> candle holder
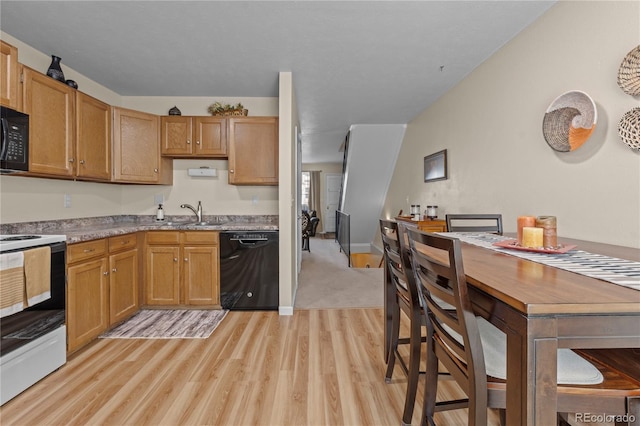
[426,205,438,220]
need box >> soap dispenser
[156,204,164,221]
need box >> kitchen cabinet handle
[154,168,158,173]
[103,271,109,276]
[173,258,178,262]
[230,169,234,173]
[80,160,85,165]
[83,248,95,253]
[187,140,191,144]
[121,240,129,245]
[68,158,74,163]
[112,268,117,272]
[184,258,188,262]
[195,140,200,145]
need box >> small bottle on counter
[156,204,164,221]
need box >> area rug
[99,309,228,339]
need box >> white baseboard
[279,306,294,316]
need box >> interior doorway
[324,173,341,233]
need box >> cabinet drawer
[182,231,218,245]
[67,239,107,264]
[108,233,137,253]
[146,231,180,245]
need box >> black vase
[46,55,65,82]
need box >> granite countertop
[1,215,279,244]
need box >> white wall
[278,72,298,315]
[343,124,405,252]
[383,1,640,248]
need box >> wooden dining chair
[445,214,503,234]
[380,219,397,364]
[379,219,425,425]
[406,228,640,426]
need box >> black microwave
[1,106,29,173]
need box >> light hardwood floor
[0,308,500,425]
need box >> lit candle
[517,216,536,245]
[522,227,543,248]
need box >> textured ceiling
[0,1,555,163]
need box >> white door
[324,173,341,233]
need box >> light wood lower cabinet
[67,239,109,353]
[108,234,139,325]
[67,234,139,353]
[145,231,220,306]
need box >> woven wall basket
[617,45,640,96]
[542,90,597,152]
[618,107,640,151]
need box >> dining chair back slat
[446,214,503,234]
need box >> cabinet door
[161,116,192,155]
[228,117,278,185]
[113,107,172,184]
[194,117,227,156]
[183,245,219,305]
[146,245,180,305]
[67,257,109,353]
[109,249,138,325]
[1,40,19,109]
[23,67,75,177]
[76,92,111,180]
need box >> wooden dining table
[453,234,640,425]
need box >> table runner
[439,232,640,291]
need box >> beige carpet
[295,237,383,309]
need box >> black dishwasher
[219,231,279,310]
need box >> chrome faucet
[180,201,203,223]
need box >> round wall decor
[618,107,640,151]
[542,90,597,152]
[617,45,640,96]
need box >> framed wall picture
[424,149,448,182]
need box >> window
[301,171,310,211]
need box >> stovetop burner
[0,235,42,241]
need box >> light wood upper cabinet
[1,40,19,109]
[228,117,278,185]
[161,116,227,157]
[112,106,173,184]
[22,66,75,177]
[76,92,111,181]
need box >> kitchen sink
[153,220,212,227]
